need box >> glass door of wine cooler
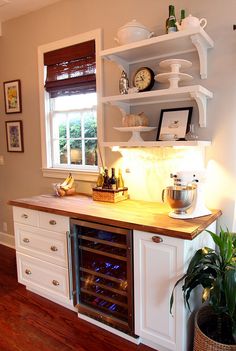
[69,219,134,336]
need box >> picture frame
[5,120,24,152]
[3,79,22,114]
[156,107,193,141]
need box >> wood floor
[0,244,156,351]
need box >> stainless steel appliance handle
[66,230,73,300]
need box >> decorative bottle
[103,168,110,189]
[110,168,117,190]
[96,167,104,188]
[185,124,198,140]
[166,5,177,33]
[117,169,124,189]
[119,71,129,95]
[180,9,185,24]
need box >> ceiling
[0,0,61,22]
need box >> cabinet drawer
[13,207,39,227]
[39,212,69,233]
[15,224,67,267]
[16,252,69,299]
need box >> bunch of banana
[60,173,74,191]
[57,173,76,196]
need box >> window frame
[38,29,103,181]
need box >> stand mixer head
[164,171,212,219]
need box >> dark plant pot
[193,306,236,351]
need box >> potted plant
[170,228,236,350]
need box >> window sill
[42,168,98,182]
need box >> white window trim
[38,29,104,182]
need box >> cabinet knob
[23,238,30,243]
[152,236,163,243]
[25,269,32,275]
[49,219,57,225]
[50,245,58,252]
[22,214,28,219]
[52,280,60,286]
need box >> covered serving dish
[114,19,154,45]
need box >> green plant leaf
[169,273,187,315]
[224,268,236,318]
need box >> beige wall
[0,0,236,237]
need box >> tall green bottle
[166,5,177,33]
[180,9,185,24]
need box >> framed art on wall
[3,79,22,114]
[156,107,193,141]
[5,120,24,152]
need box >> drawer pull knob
[50,246,58,252]
[25,269,32,275]
[152,236,163,243]
[49,220,57,225]
[22,214,28,219]
[52,280,60,286]
[23,238,30,243]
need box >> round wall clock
[133,67,155,92]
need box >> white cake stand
[114,126,157,142]
[154,72,193,89]
[159,59,192,73]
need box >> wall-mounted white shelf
[100,27,214,79]
[102,140,211,148]
[102,85,213,127]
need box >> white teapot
[176,14,207,31]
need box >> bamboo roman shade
[44,40,96,97]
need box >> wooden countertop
[9,194,222,240]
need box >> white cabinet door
[134,230,185,351]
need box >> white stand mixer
[167,171,212,219]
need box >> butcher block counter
[9,193,221,240]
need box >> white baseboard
[0,232,15,248]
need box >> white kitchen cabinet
[133,223,216,351]
[100,27,214,147]
[13,206,75,310]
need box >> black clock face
[133,67,155,92]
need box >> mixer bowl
[164,185,196,214]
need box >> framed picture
[3,79,22,114]
[156,107,193,141]
[5,120,24,152]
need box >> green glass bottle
[180,9,185,25]
[167,5,177,34]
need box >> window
[38,30,102,181]
[50,93,97,169]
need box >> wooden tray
[92,187,129,203]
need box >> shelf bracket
[107,54,129,73]
[190,91,207,127]
[191,34,210,79]
[108,101,130,116]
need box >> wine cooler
[69,219,135,336]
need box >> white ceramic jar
[114,19,154,45]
